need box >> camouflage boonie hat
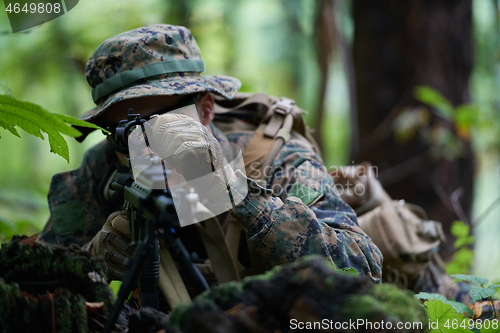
[79,24,241,125]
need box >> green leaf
[489,284,500,289]
[470,286,497,302]
[56,113,109,134]
[452,274,489,286]
[451,220,471,238]
[339,267,359,276]
[0,214,15,230]
[414,86,454,120]
[479,321,500,333]
[455,236,475,248]
[416,292,473,316]
[444,300,474,316]
[446,248,474,275]
[0,117,20,138]
[451,221,475,248]
[424,299,474,333]
[455,105,478,128]
[0,95,105,162]
[0,218,42,243]
[109,281,122,299]
[415,292,447,301]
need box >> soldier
[37,24,382,295]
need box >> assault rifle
[103,112,209,333]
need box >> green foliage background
[0,0,350,239]
[0,0,499,283]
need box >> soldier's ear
[197,92,215,126]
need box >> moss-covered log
[0,239,428,332]
[0,238,114,305]
[169,256,428,332]
[0,237,115,333]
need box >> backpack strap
[262,97,295,139]
[158,245,192,308]
[195,218,241,283]
[213,92,273,114]
[257,97,295,184]
[214,93,298,185]
[195,203,241,283]
[213,93,319,277]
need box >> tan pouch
[358,200,445,277]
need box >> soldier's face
[101,93,215,132]
[102,95,187,125]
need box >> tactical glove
[90,210,134,281]
[150,113,227,180]
[149,113,239,211]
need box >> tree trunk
[351,0,474,259]
[312,0,336,153]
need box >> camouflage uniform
[38,140,122,246]
[39,125,383,283]
[218,128,382,282]
[38,24,383,286]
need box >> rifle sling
[158,245,191,308]
[195,206,241,283]
[216,94,298,276]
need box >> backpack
[212,92,321,185]
[213,93,443,284]
[331,163,446,288]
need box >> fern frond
[56,113,104,130]
[0,94,104,162]
[0,117,20,138]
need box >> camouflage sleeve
[229,137,383,283]
[37,140,122,247]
